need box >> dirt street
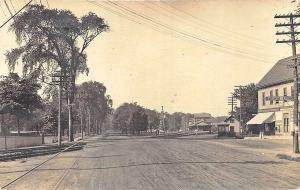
[0,135,300,190]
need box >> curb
[0,142,86,161]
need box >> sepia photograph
[1,0,300,189]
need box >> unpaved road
[1,135,300,190]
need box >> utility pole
[275,13,300,153]
[234,85,247,135]
[52,70,69,146]
[228,95,237,116]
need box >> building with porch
[247,55,296,135]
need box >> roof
[193,113,212,118]
[256,56,295,89]
[224,115,237,122]
[212,116,228,123]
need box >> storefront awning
[246,112,275,125]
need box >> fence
[0,136,43,150]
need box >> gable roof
[212,116,228,123]
[256,56,295,89]
[224,115,236,122]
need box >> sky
[0,0,298,116]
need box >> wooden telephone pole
[275,13,300,153]
[228,95,237,116]
[234,85,247,134]
[51,70,70,146]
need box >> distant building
[188,113,213,132]
[217,116,241,136]
[247,56,295,135]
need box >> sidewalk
[244,133,292,140]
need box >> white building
[247,56,296,135]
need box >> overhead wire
[163,2,270,45]
[8,0,16,13]
[137,1,278,58]
[0,1,8,19]
[103,1,273,64]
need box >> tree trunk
[17,118,20,136]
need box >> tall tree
[0,73,43,135]
[113,102,150,134]
[232,83,258,124]
[144,109,160,133]
[173,112,184,132]
[76,81,113,135]
[129,109,148,134]
[6,5,109,141]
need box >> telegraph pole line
[52,70,69,146]
[234,85,247,134]
[228,95,237,116]
[275,13,300,153]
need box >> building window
[283,113,289,133]
[270,90,273,105]
[262,92,265,106]
[284,87,287,102]
[275,89,279,104]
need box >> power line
[8,0,16,13]
[0,0,33,29]
[137,2,278,59]
[163,2,269,45]
[3,0,13,16]
[97,1,273,65]
[0,2,8,19]
[104,1,272,63]
[89,1,142,25]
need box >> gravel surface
[1,135,300,190]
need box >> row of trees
[1,5,110,141]
[232,83,258,125]
[112,103,195,134]
[0,73,43,135]
[0,73,113,137]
